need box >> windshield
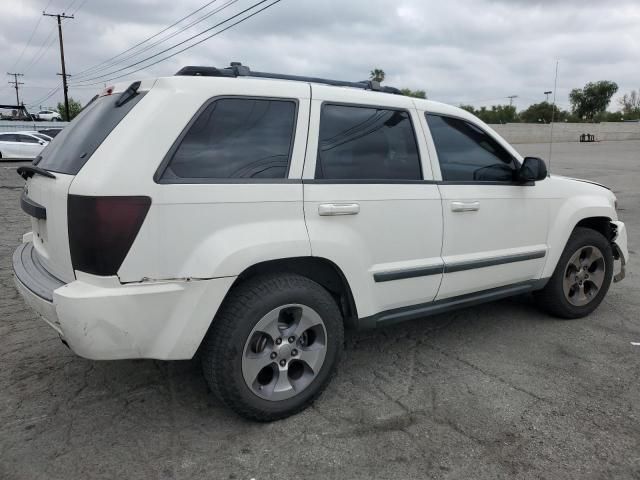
[36,91,146,174]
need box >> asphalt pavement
[1,141,639,479]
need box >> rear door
[303,86,443,320]
[0,134,20,158]
[16,134,43,158]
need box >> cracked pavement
[1,141,640,479]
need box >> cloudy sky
[1,0,638,112]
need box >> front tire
[201,273,344,421]
[535,227,613,319]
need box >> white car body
[13,71,628,361]
[0,131,48,159]
[37,110,62,121]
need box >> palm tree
[370,68,385,83]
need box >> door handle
[451,201,480,212]
[318,203,360,216]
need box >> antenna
[548,61,559,175]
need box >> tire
[201,273,344,421]
[535,227,613,319]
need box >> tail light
[68,195,151,276]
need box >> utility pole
[544,91,552,102]
[507,95,518,107]
[43,11,74,121]
[7,72,24,105]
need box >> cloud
[1,0,638,112]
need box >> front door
[422,113,549,300]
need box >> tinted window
[0,134,17,142]
[36,92,146,174]
[17,134,39,144]
[316,105,422,180]
[162,98,296,180]
[426,114,517,182]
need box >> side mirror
[518,157,547,182]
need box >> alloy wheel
[562,245,606,307]
[242,304,327,401]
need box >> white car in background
[0,131,49,159]
[36,110,62,121]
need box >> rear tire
[201,273,344,421]
[534,227,613,319]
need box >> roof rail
[175,63,403,95]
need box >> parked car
[20,130,53,142]
[13,64,628,421]
[37,127,64,138]
[0,131,48,159]
[36,110,62,121]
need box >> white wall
[489,122,640,144]
[0,121,69,132]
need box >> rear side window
[17,134,39,144]
[36,92,146,174]
[426,114,517,182]
[316,104,422,181]
[0,134,17,142]
[160,98,296,181]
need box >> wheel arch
[542,199,615,279]
[227,256,358,328]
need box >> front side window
[426,114,517,182]
[316,104,422,181]
[161,98,297,181]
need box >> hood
[551,174,611,191]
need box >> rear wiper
[17,165,56,180]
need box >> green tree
[569,81,618,121]
[618,89,640,120]
[400,88,427,99]
[458,104,517,124]
[56,97,83,121]
[519,101,566,123]
[369,68,385,83]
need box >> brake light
[68,195,151,276]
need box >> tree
[370,68,385,83]
[400,88,426,99]
[569,81,618,121]
[56,98,83,121]
[519,101,566,123]
[458,104,518,124]
[618,89,640,119]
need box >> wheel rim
[242,304,327,401]
[562,245,606,307]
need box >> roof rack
[175,62,403,95]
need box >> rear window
[36,92,146,174]
[159,97,297,181]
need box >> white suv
[36,110,62,121]
[13,63,628,421]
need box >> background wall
[0,121,69,132]
[489,122,640,144]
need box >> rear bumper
[13,241,235,360]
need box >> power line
[72,0,223,79]
[71,0,283,87]
[7,73,25,105]
[72,0,240,82]
[10,0,54,71]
